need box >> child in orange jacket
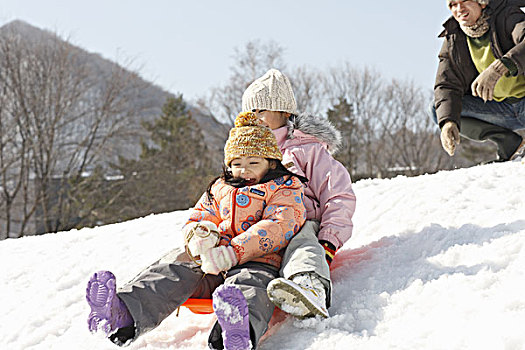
[86,112,306,350]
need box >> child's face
[230,156,271,186]
[254,110,289,130]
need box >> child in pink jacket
[242,69,356,318]
[85,112,306,350]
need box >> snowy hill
[1,161,524,350]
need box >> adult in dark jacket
[430,0,525,161]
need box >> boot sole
[86,270,130,334]
[267,279,329,318]
[510,139,525,161]
[212,285,251,350]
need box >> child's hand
[320,240,337,266]
[183,221,220,257]
[200,246,238,275]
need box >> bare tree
[321,63,387,177]
[0,70,29,238]
[319,62,458,179]
[289,65,326,115]
[378,80,452,176]
[0,31,38,237]
[198,40,287,124]
[0,25,151,237]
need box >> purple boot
[86,271,133,335]
[212,284,251,350]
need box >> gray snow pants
[279,220,332,306]
[116,247,278,348]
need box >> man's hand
[440,121,460,156]
[200,245,238,275]
[471,59,508,102]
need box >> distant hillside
[0,20,229,169]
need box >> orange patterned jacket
[185,176,306,268]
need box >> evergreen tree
[326,97,361,179]
[109,95,214,221]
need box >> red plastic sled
[181,256,339,315]
[180,297,214,314]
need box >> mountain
[1,160,524,349]
[0,20,229,167]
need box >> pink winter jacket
[185,176,306,268]
[273,114,356,250]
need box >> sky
[0,0,451,102]
[1,159,525,349]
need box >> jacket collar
[271,113,342,154]
[439,16,460,37]
[273,126,288,146]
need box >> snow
[1,161,524,350]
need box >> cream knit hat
[224,111,282,166]
[242,69,297,115]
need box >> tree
[320,64,467,178]
[198,40,287,124]
[326,97,360,178]
[377,80,452,177]
[0,76,30,238]
[0,24,152,237]
[288,66,325,116]
[107,95,214,222]
[321,64,388,177]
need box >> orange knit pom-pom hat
[224,112,282,166]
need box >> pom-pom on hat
[242,69,297,115]
[224,111,283,166]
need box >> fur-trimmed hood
[287,113,343,154]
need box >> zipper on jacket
[231,188,238,235]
